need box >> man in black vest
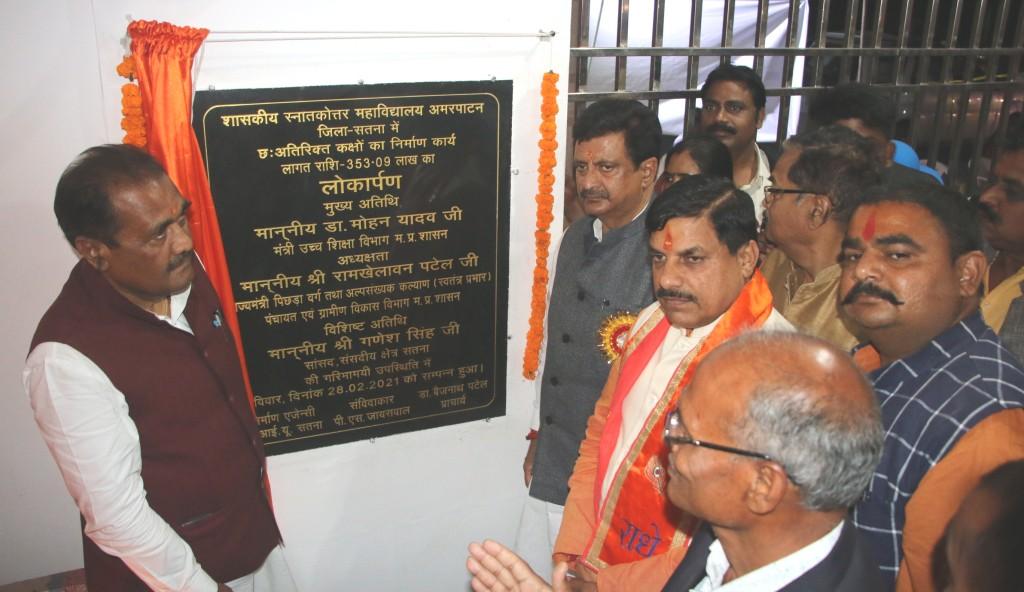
[515,99,660,574]
[24,145,294,591]
[469,332,884,591]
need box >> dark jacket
[663,520,884,591]
[529,213,654,505]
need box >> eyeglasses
[763,186,809,207]
[663,409,773,461]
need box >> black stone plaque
[193,80,511,455]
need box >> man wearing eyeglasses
[838,185,1024,591]
[978,123,1024,362]
[551,175,791,591]
[468,332,884,591]
[699,64,770,223]
[759,125,881,351]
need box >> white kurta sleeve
[24,342,219,592]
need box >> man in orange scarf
[552,175,793,590]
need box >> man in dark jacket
[24,145,294,591]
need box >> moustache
[705,123,736,136]
[657,287,697,302]
[580,188,609,201]
[976,200,1001,224]
[841,281,904,306]
[167,252,193,272]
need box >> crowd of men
[482,64,1024,592]
[22,61,1024,592]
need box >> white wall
[0,1,570,589]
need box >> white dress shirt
[692,520,845,591]
[23,286,223,592]
[740,145,771,224]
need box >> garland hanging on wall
[522,71,559,379]
[116,55,147,147]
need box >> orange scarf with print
[582,270,775,570]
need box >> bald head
[700,332,882,510]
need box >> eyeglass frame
[762,186,813,208]
[663,409,773,461]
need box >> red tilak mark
[662,232,673,251]
[862,211,877,241]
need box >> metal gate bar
[569,0,1024,192]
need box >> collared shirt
[982,260,1024,333]
[692,520,844,591]
[760,250,860,351]
[739,145,771,224]
[24,286,223,592]
[981,261,1024,364]
[852,312,1024,590]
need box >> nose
[850,249,882,284]
[576,166,600,193]
[978,182,1002,209]
[170,217,194,254]
[656,260,684,292]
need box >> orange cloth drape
[127,20,256,410]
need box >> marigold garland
[523,71,560,379]
[116,55,147,148]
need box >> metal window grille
[568,0,1024,193]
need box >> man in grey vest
[514,99,661,575]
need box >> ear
[806,194,833,230]
[755,107,766,130]
[885,141,896,165]
[744,461,789,515]
[736,239,759,280]
[74,237,110,272]
[955,250,987,298]
[639,156,659,190]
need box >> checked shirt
[852,312,1024,588]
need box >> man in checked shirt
[838,183,1024,592]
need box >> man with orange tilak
[550,175,792,591]
[839,185,1024,591]
[516,99,661,577]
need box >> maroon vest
[31,257,280,590]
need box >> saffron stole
[581,270,775,570]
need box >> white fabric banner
[582,0,810,141]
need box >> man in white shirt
[24,145,296,591]
[467,332,885,592]
[699,64,772,223]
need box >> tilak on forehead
[861,210,877,241]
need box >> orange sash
[582,271,775,570]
